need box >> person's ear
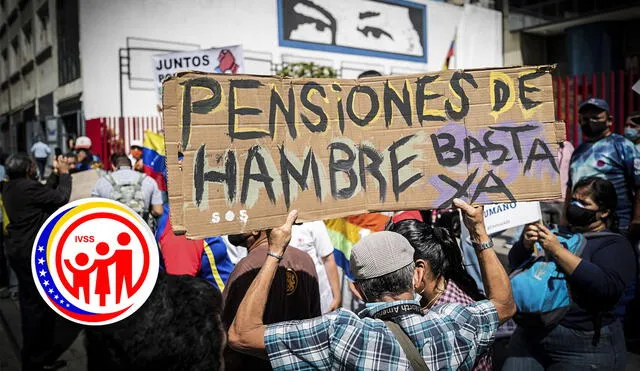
[599,209,610,220]
[350,282,366,302]
[413,259,426,290]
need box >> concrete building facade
[0,0,504,154]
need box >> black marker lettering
[471,170,516,203]
[416,75,445,123]
[436,168,479,209]
[180,77,222,151]
[269,85,296,139]
[383,80,412,128]
[328,142,358,200]
[431,133,463,167]
[489,124,537,161]
[194,144,236,207]
[445,71,477,121]
[228,79,268,141]
[519,71,545,110]
[523,138,559,174]
[464,136,489,164]
[492,78,510,112]
[483,130,511,165]
[300,82,329,133]
[358,144,386,202]
[389,135,423,202]
[240,146,276,204]
[346,86,379,127]
[279,147,322,209]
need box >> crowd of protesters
[0,94,639,371]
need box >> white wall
[79,0,502,119]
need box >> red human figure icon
[64,252,98,304]
[112,232,134,304]
[94,242,114,306]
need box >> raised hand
[453,198,488,241]
[267,210,298,257]
[522,223,540,250]
[56,155,70,174]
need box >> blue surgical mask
[624,127,640,141]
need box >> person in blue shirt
[565,98,640,237]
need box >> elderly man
[228,198,515,370]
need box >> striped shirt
[264,299,499,370]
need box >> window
[9,36,18,74]
[56,0,80,85]
[36,3,50,51]
[0,48,7,83]
[22,20,32,61]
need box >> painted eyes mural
[279,0,427,62]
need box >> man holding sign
[226,199,515,370]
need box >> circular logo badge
[32,198,159,326]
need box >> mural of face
[283,0,424,58]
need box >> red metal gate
[86,116,163,170]
[554,70,640,146]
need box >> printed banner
[162,65,565,238]
[482,201,542,235]
[152,46,244,102]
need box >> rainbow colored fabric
[324,213,391,280]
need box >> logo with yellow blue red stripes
[32,198,159,325]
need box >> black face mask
[227,233,250,247]
[566,203,598,227]
[581,120,608,138]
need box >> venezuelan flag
[143,131,234,290]
[142,131,167,194]
[324,213,391,280]
[442,27,457,71]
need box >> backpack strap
[384,320,429,371]
[105,173,119,188]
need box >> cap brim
[578,102,608,112]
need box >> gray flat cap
[350,231,414,280]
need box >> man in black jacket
[0,153,72,371]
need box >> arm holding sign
[227,210,298,358]
[453,198,516,324]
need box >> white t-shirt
[31,141,51,159]
[290,221,335,313]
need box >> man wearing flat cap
[227,198,516,370]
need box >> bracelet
[267,251,283,261]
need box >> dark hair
[111,152,131,167]
[573,176,618,231]
[387,219,485,301]
[356,263,415,302]
[5,153,36,180]
[358,70,382,78]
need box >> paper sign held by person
[162,65,565,238]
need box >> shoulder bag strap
[384,320,430,371]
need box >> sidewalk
[0,295,87,371]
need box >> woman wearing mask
[387,219,492,371]
[503,176,635,370]
[624,112,640,149]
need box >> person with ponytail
[387,219,492,371]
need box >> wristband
[267,251,283,261]
[472,239,494,252]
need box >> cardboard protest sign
[152,46,244,102]
[162,65,566,238]
[69,169,102,202]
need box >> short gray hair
[355,262,415,302]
